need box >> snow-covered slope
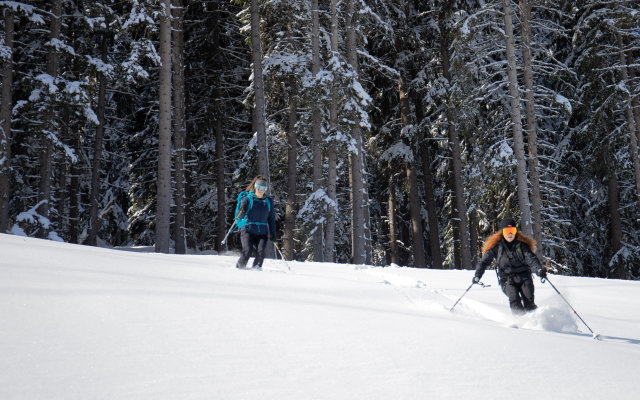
[2,233,639,399]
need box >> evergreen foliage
[1,0,638,278]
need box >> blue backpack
[234,191,271,231]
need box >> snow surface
[1,233,639,400]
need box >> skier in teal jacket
[235,175,276,269]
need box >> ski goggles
[502,226,517,236]
[255,184,268,192]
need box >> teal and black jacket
[236,191,276,237]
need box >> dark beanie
[499,217,517,229]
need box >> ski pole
[449,283,474,312]
[221,214,241,245]
[542,276,600,340]
[273,242,292,271]
[449,281,489,312]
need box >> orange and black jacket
[474,232,543,280]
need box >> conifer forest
[1,0,639,278]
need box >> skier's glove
[269,233,276,241]
[472,276,480,284]
[537,268,547,278]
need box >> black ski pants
[499,272,536,314]
[236,230,268,269]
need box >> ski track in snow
[243,261,640,345]
[361,266,585,337]
[154,255,582,339]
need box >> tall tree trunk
[324,0,339,263]
[284,76,298,260]
[60,108,77,242]
[211,3,225,253]
[251,0,268,176]
[399,74,426,268]
[184,127,195,250]
[155,0,172,253]
[468,209,478,266]
[37,0,63,238]
[519,0,543,254]
[0,8,14,232]
[414,95,443,268]
[388,183,399,265]
[363,158,372,265]
[215,114,225,252]
[627,47,640,150]
[88,34,108,246]
[69,162,79,243]
[502,0,533,235]
[449,171,462,269]
[172,0,187,254]
[604,144,624,279]
[37,142,53,238]
[406,163,426,267]
[68,133,80,244]
[617,33,640,212]
[325,151,337,262]
[55,147,66,232]
[399,207,410,266]
[310,0,324,261]
[346,0,366,264]
[440,11,471,269]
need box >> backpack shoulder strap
[264,195,272,211]
[246,192,254,212]
[515,241,526,264]
[496,242,504,273]
[235,191,254,217]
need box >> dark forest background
[1,0,639,278]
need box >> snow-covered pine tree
[10,0,98,241]
[518,0,543,252]
[83,0,119,247]
[501,0,534,237]
[439,1,472,268]
[324,0,340,263]
[568,1,640,277]
[250,0,268,177]
[186,0,250,252]
[395,0,427,268]
[259,0,311,260]
[325,0,375,263]
[310,0,324,261]
[345,0,367,264]
[0,3,16,232]
[118,0,168,246]
[36,0,63,240]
